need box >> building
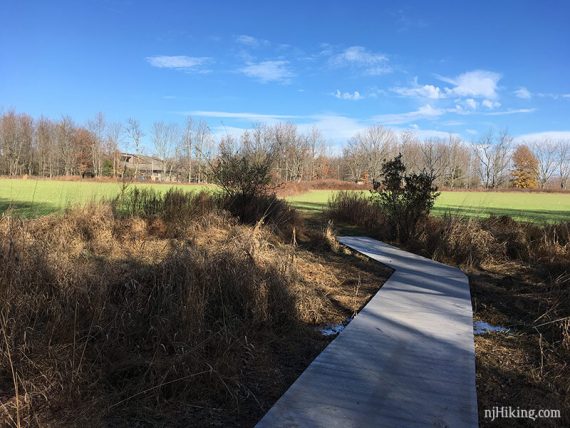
[119,153,167,181]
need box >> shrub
[371,154,440,242]
[209,142,275,220]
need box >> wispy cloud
[514,87,532,99]
[513,87,570,100]
[392,8,428,32]
[483,108,535,116]
[373,104,444,125]
[514,131,570,143]
[298,115,368,145]
[239,60,294,83]
[184,110,301,122]
[186,110,464,148]
[146,55,211,71]
[536,92,570,100]
[235,34,270,48]
[333,89,364,100]
[329,46,391,75]
[452,98,502,114]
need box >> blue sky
[1,0,569,151]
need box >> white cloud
[373,104,444,125]
[184,110,300,122]
[465,99,478,110]
[535,92,570,100]
[298,115,368,145]
[239,60,294,83]
[235,34,269,47]
[438,70,501,99]
[400,128,459,140]
[466,129,478,135]
[392,83,443,99]
[484,108,535,116]
[329,46,391,75]
[330,46,387,65]
[394,70,501,104]
[513,86,570,100]
[146,55,211,71]
[514,87,532,99]
[333,90,364,100]
[482,99,501,109]
[513,131,570,143]
[182,111,467,150]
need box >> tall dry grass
[327,191,570,271]
[0,195,323,426]
[113,187,303,240]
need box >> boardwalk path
[257,236,478,427]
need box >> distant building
[119,153,168,181]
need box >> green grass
[286,189,570,223]
[2,179,570,223]
[0,179,210,217]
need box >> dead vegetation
[0,191,389,427]
[327,191,570,426]
[275,179,370,198]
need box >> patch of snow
[320,316,354,336]
[473,320,509,335]
[320,324,345,336]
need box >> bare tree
[349,125,397,181]
[307,126,325,180]
[193,120,212,183]
[87,112,106,176]
[342,139,366,182]
[532,140,558,189]
[152,121,179,180]
[473,130,512,189]
[399,131,422,173]
[125,118,144,177]
[420,138,447,183]
[36,117,56,177]
[445,136,469,188]
[106,122,122,177]
[556,140,570,189]
[178,117,194,182]
[57,116,76,176]
[0,112,34,176]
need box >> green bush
[372,154,440,242]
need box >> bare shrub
[422,215,506,267]
[327,191,384,232]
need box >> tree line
[1,110,569,189]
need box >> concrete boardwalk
[257,236,478,428]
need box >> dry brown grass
[471,267,570,427]
[0,199,389,426]
[275,179,370,198]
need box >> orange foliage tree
[511,144,538,188]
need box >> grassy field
[0,179,210,217]
[2,179,570,222]
[286,189,570,223]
